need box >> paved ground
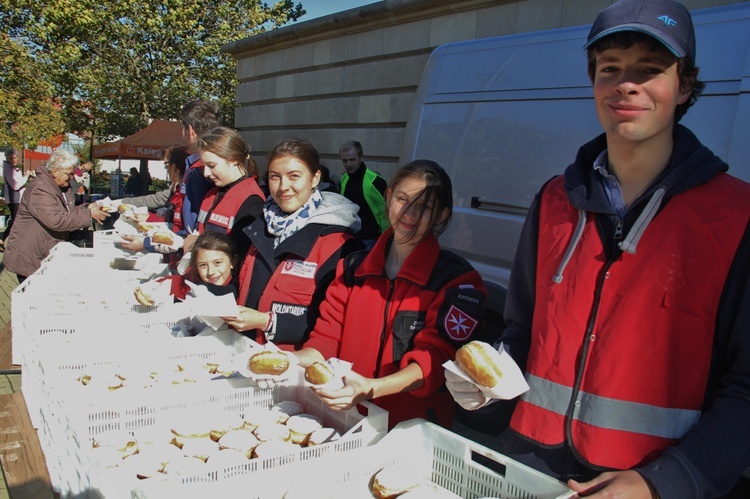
[0,251,21,499]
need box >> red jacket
[197,177,264,235]
[238,220,359,350]
[304,229,487,429]
[168,187,185,233]
[511,174,750,469]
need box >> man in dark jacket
[446,1,750,497]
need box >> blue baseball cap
[584,0,696,64]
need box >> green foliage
[1,0,305,141]
[151,177,170,193]
[0,32,66,149]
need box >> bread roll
[171,417,213,443]
[152,231,174,245]
[286,414,324,445]
[455,341,503,388]
[304,362,334,385]
[92,430,138,456]
[307,427,340,446]
[137,221,154,233]
[181,438,220,462]
[134,286,155,307]
[120,451,168,478]
[248,351,290,376]
[118,203,134,213]
[372,466,421,499]
[242,407,278,432]
[161,456,206,476]
[209,413,246,441]
[218,429,259,458]
[252,423,291,443]
[270,400,304,424]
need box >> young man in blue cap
[446,0,750,497]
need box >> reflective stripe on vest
[197,211,235,231]
[524,374,700,439]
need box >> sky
[292,0,378,23]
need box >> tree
[0,0,304,141]
[0,32,66,149]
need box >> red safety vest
[168,188,185,232]
[196,177,264,235]
[511,174,750,469]
[237,231,352,346]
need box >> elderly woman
[4,150,110,283]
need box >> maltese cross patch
[444,305,478,341]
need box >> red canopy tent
[22,149,51,171]
[92,119,187,160]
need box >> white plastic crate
[133,419,572,499]
[297,419,573,498]
[38,241,168,278]
[14,283,186,369]
[51,369,387,498]
[10,274,34,366]
[20,305,189,430]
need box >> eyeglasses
[57,169,75,178]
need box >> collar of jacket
[244,217,344,269]
[35,166,63,191]
[356,228,441,285]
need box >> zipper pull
[614,218,623,240]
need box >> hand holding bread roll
[151,231,175,246]
[304,362,335,385]
[455,341,503,388]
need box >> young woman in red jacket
[294,160,487,429]
[182,126,265,262]
[222,138,362,350]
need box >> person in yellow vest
[339,140,388,249]
[446,1,750,498]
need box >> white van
[399,3,750,328]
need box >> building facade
[224,0,744,181]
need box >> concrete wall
[224,0,745,181]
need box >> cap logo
[657,15,677,27]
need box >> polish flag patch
[444,305,478,341]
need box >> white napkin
[183,281,239,330]
[443,342,529,400]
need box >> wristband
[263,311,274,332]
[265,311,277,341]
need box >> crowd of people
[2,0,749,497]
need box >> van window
[414,99,601,209]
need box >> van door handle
[470,196,529,216]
